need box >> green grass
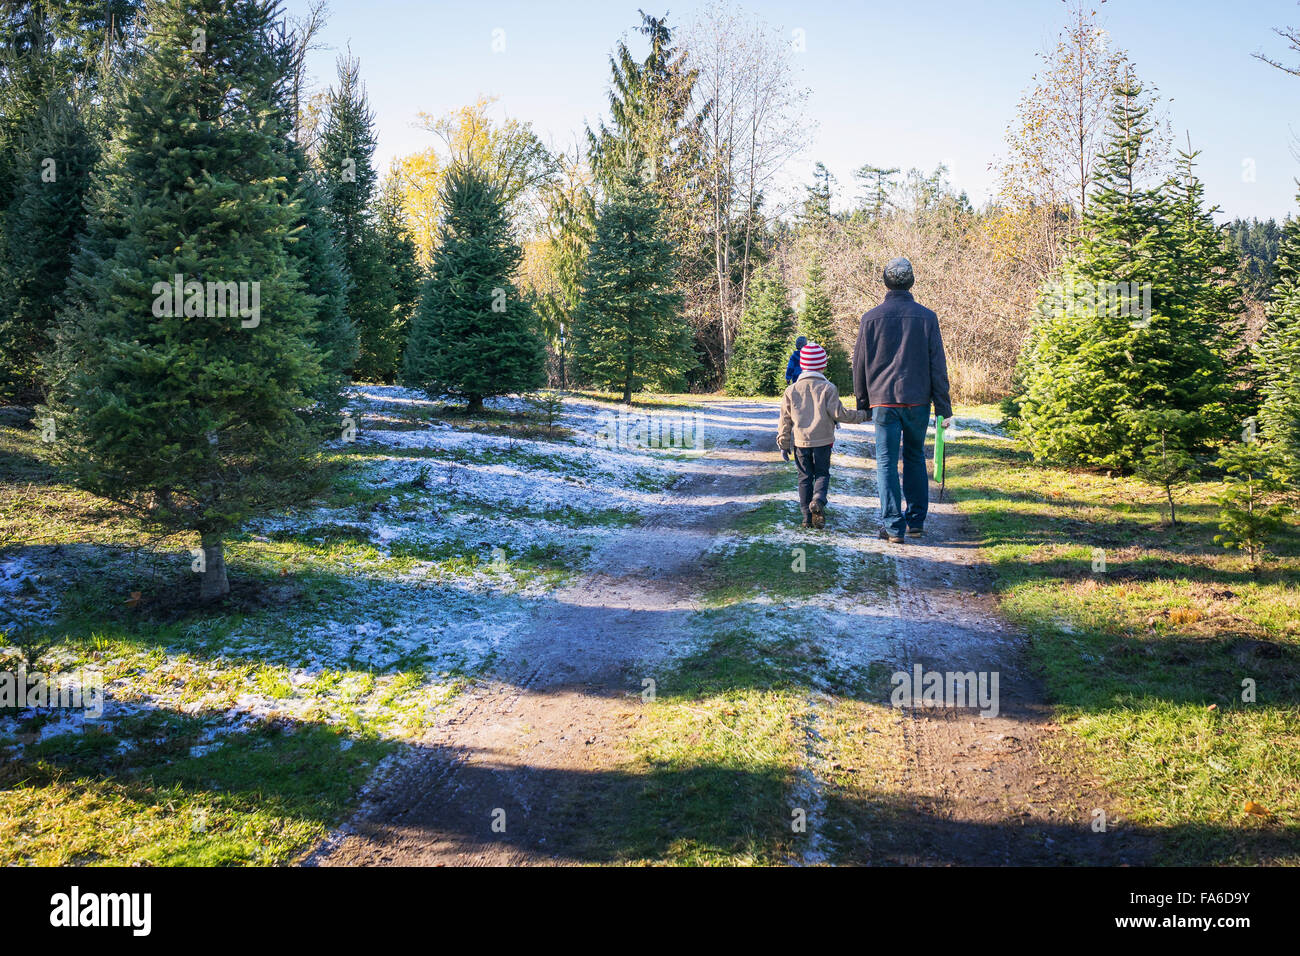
[948,407,1300,864]
[0,712,392,866]
[585,625,808,865]
[571,390,708,411]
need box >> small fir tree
[403,162,546,411]
[572,172,693,402]
[797,260,852,394]
[725,267,795,397]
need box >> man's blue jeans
[873,405,930,537]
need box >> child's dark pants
[794,444,833,519]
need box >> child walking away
[776,343,869,528]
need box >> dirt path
[309,401,1141,866]
[872,488,1151,864]
[311,401,773,865]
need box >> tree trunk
[1166,487,1178,525]
[559,324,567,389]
[467,395,484,414]
[199,531,229,602]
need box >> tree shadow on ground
[317,738,1297,866]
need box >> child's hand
[781,449,791,462]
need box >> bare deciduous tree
[284,0,332,152]
[684,1,811,367]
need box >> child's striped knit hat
[799,343,828,373]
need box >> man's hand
[856,397,868,412]
[941,416,954,429]
[781,448,791,462]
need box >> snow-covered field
[0,387,723,759]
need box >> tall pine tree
[587,11,710,383]
[42,0,328,600]
[375,174,422,375]
[403,162,546,412]
[0,1,141,399]
[318,53,399,382]
[0,92,98,398]
[287,145,354,409]
[572,172,693,403]
[725,267,794,397]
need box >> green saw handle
[934,417,945,484]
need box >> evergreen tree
[1256,191,1300,476]
[799,161,834,226]
[572,173,693,403]
[587,11,711,382]
[1228,216,1282,300]
[287,147,354,407]
[0,2,141,399]
[725,267,795,397]
[854,162,899,219]
[534,159,596,388]
[42,0,328,601]
[375,175,422,376]
[1012,69,1241,469]
[0,1,139,206]
[404,162,546,412]
[1214,442,1290,569]
[797,260,852,394]
[586,11,702,191]
[0,92,98,398]
[1131,409,1197,524]
[318,53,398,381]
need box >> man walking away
[777,342,868,529]
[785,335,808,384]
[851,257,953,544]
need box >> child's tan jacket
[777,371,868,450]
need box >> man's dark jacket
[852,289,953,419]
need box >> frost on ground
[0,386,721,765]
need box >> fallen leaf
[125,591,142,607]
[1243,801,1272,818]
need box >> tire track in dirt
[858,440,1153,865]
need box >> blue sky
[283,0,1300,221]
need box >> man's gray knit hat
[883,257,914,289]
